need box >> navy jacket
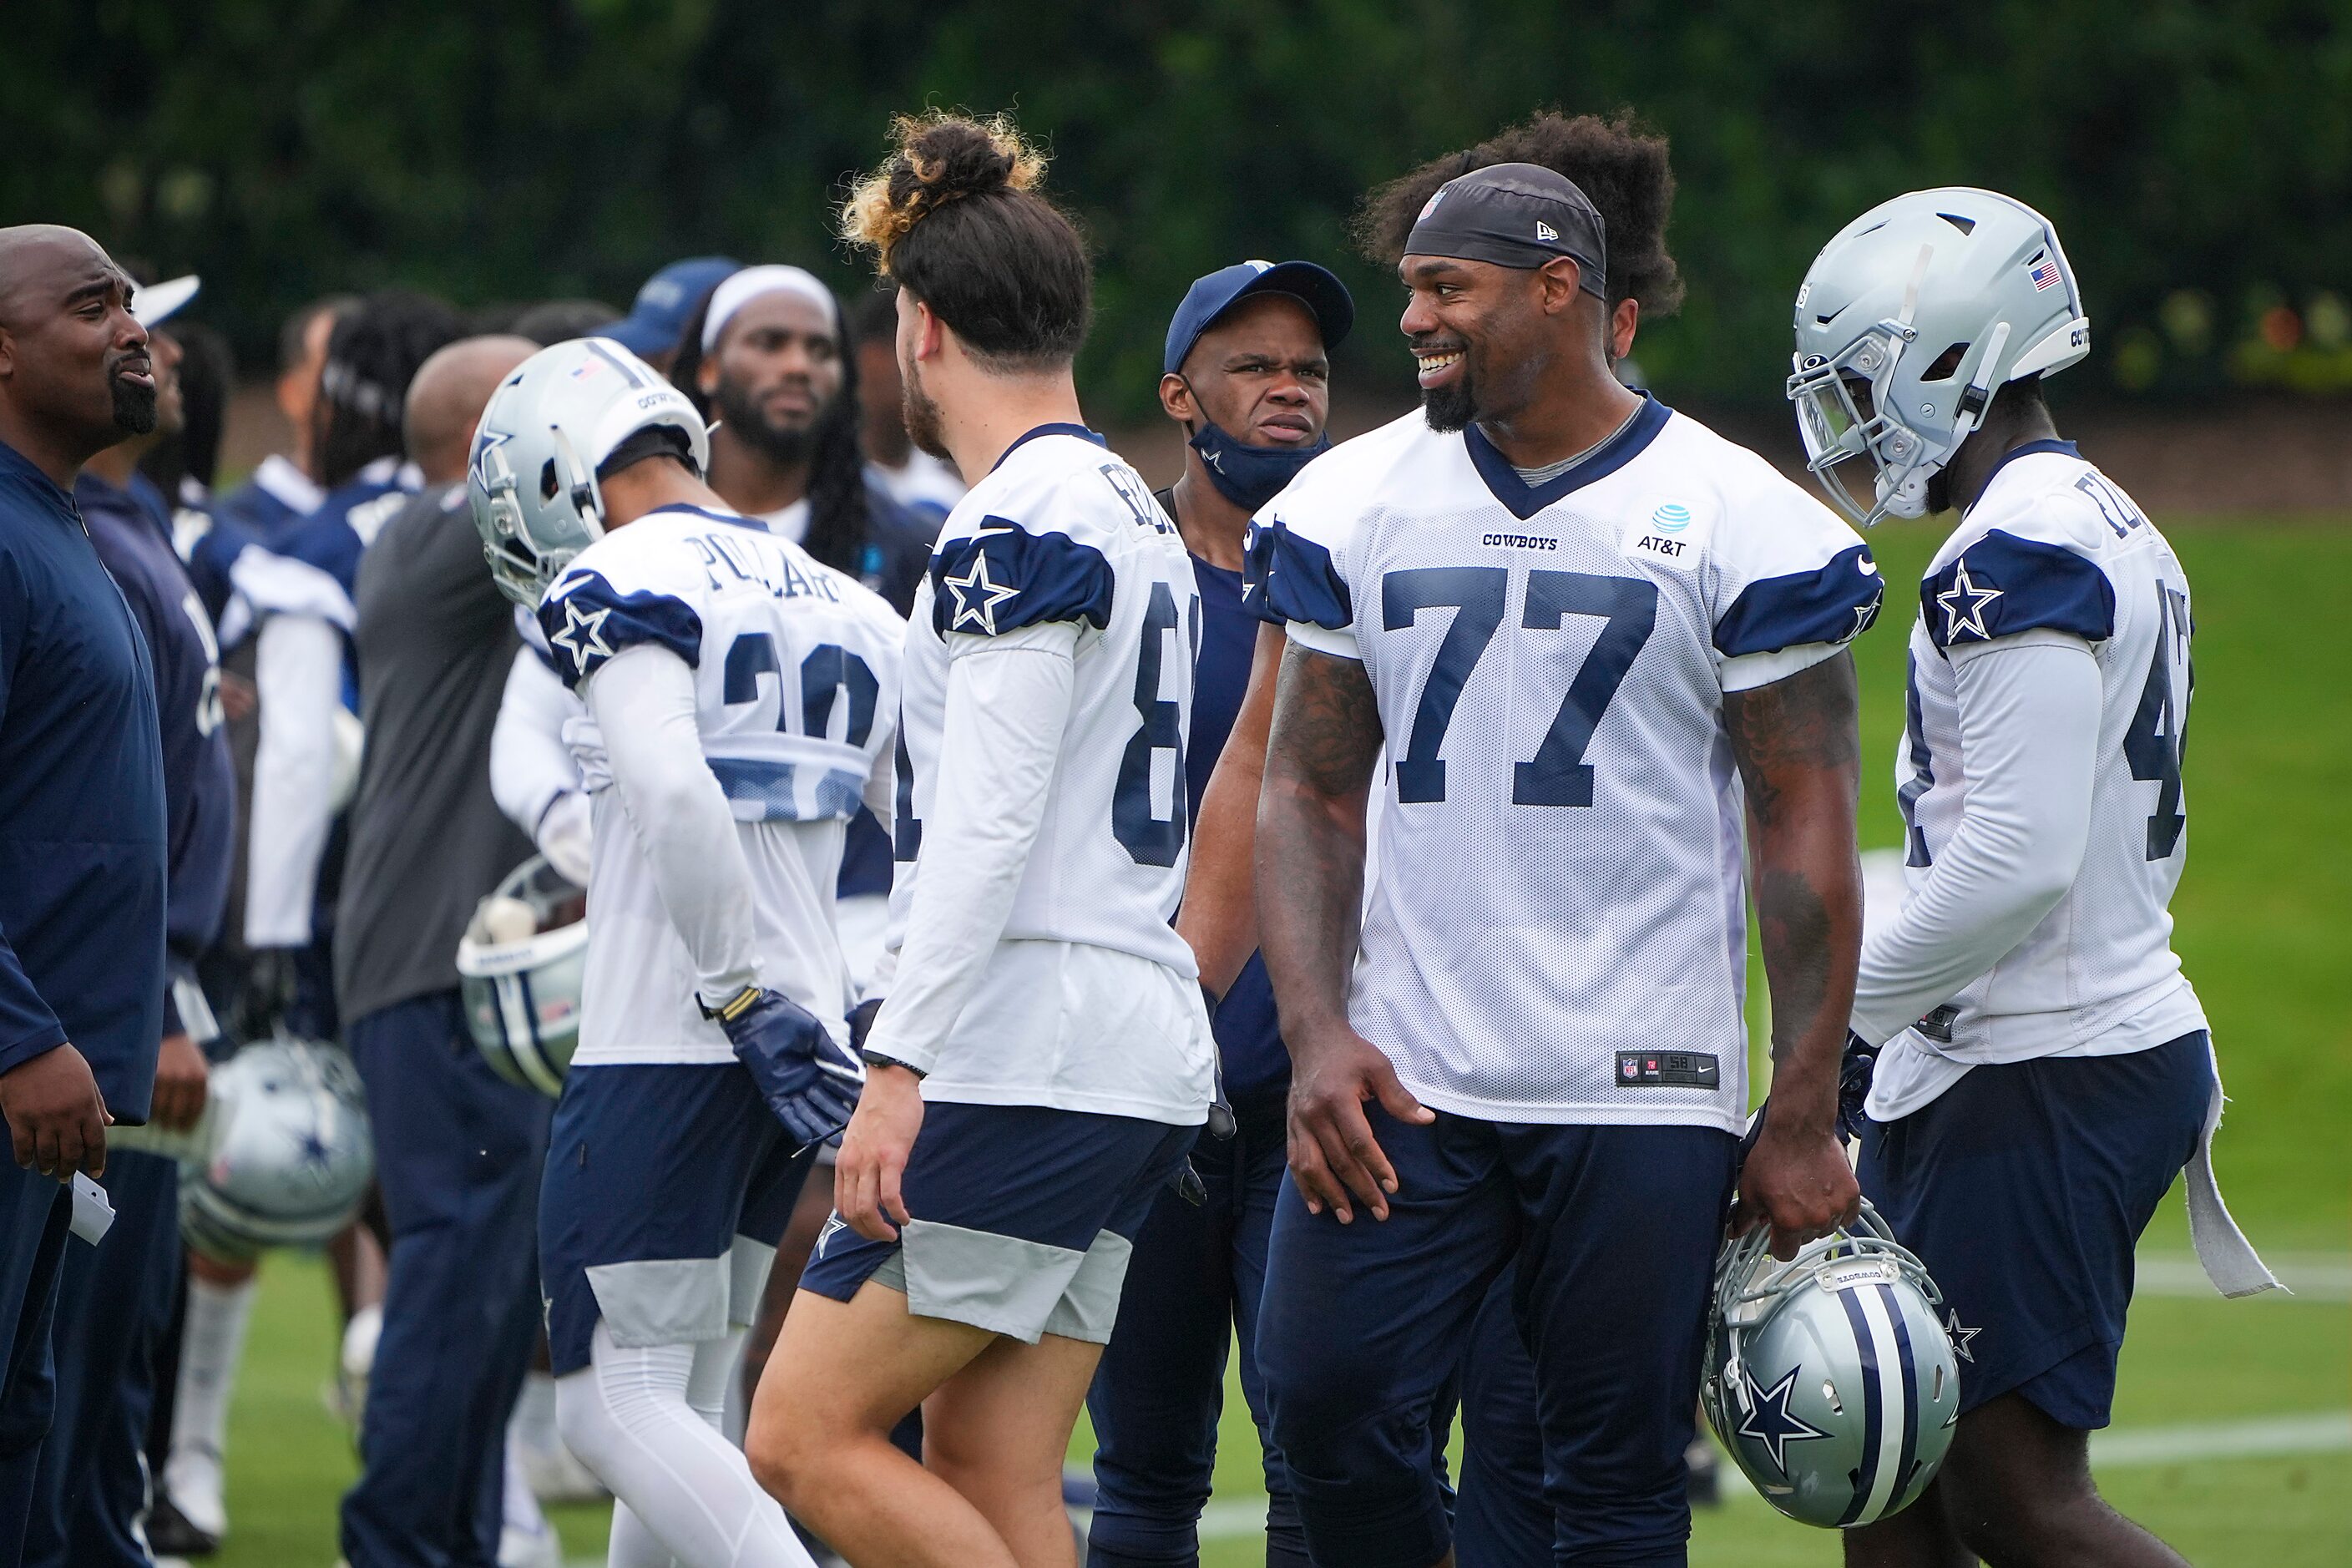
[0,441,168,1117]
[78,472,235,1035]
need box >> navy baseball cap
[1164,260,1354,376]
[605,255,741,357]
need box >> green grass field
[200,517,2349,1565]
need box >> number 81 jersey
[1253,399,1884,1132]
[893,427,1201,978]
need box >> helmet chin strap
[1876,313,2013,521]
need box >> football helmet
[179,1037,375,1262]
[1788,188,2089,527]
[468,336,710,607]
[457,855,588,1098]
[1701,1201,1960,1528]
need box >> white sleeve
[584,643,759,1006]
[860,623,1075,1074]
[1849,635,2102,1044]
[492,646,586,835]
[245,614,345,948]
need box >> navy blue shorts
[1858,1030,2211,1430]
[539,1062,815,1376]
[799,1102,1194,1345]
[1256,1110,1737,1568]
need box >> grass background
[198,516,2349,1565]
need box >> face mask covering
[1186,409,1329,513]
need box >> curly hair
[1355,109,1685,321]
[311,290,463,488]
[838,111,1089,371]
[670,284,876,581]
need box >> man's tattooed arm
[1723,649,1865,1255]
[1256,640,1383,1039]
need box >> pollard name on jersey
[1895,440,2204,1060]
[539,504,903,1065]
[893,425,1200,979]
[1251,397,1884,1131]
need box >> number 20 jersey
[892,427,1201,981]
[1253,398,1884,1131]
[1888,442,2205,1067]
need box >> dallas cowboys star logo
[469,427,513,492]
[549,597,615,673]
[1935,559,2004,643]
[1735,1364,1833,1475]
[1944,1310,1981,1363]
[295,1130,333,1171]
[943,549,1021,635]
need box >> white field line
[1183,1409,2352,1535]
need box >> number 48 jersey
[1886,442,2205,1065]
[1253,399,1884,1133]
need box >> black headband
[1404,161,1606,300]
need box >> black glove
[235,948,299,1045]
[707,987,864,1147]
[1837,1030,1879,1145]
[1171,1156,1207,1206]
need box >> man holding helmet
[1788,188,2275,1565]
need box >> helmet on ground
[1788,187,2089,527]
[457,854,588,1097]
[1701,1201,1960,1528]
[468,336,710,607]
[180,1037,374,1262]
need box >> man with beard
[1246,151,1884,1565]
[26,277,231,1568]
[672,266,932,614]
[852,291,965,526]
[0,224,169,1558]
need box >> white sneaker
[333,1303,383,1429]
[163,1444,228,1541]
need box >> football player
[852,289,968,525]
[1790,190,2275,1567]
[473,334,900,1568]
[747,112,1215,1568]
[157,291,460,1550]
[1247,143,1882,1565]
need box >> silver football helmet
[456,855,589,1098]
[468,336,710,608]
[180,1037,375,1263]
[1789,187,2090,527]
[1701,1201,1960,1528]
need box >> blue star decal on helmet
[1936,559,2004,642]
[549,596,616,672]
[470,427,514,492]
[1943,1310,1981,1363]
[942,549,1022,635]
[295,1129,334,1171]
[1736,1364,1834,1476]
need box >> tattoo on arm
[1725,652,1864,1088]
[1255,643,1384,1035]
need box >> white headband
[700,265,837,352]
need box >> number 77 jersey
[1251,399,1884,1132]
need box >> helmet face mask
[1702,1201,1962,1528]
[1788,187,2089,529]
[458,854,588,1097]
[467,336,709,609]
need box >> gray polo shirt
[334,482,534,1024]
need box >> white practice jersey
[1879,441,2204,1068]
[879,426,1214,1119]
[1254,398,1884,1131]
[540,504,903,1066]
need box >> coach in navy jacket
[0,225,168,1557]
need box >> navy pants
[22,1149,180,1567]
[0,1155,71,1566]
[341,992,551,1568]
[1258,1112,1735,1568]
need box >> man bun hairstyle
[840,111,1090,372]
[1357,109,1686,321]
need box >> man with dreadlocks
[671,266,933,616]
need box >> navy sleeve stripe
[1246,518,1353,631]
[537,571,703,689]
[929,520,1114,637]
[1921,529,2115,653]
[1715,543,1886,658]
